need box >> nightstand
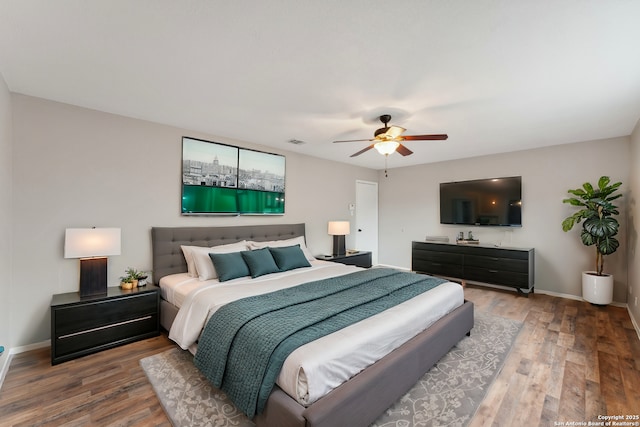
[317,251,372,268]
[51,285,160,365]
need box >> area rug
[140,312,522,427]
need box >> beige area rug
[140,312,522,427]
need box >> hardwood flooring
[0,286,639,426]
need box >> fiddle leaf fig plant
[561,176,622,276]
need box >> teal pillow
[269,244,311,271]
[241,248,280,278]
[208,252,250,282]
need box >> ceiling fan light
[374,140,400,155]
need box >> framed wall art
[181,137,285,215]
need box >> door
[355,180,379,265]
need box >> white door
[355,180,379,265]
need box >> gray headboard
[151,223,306,284]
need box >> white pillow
[248,236,315,261]
[180,245,198,277]
[184,241,249,281]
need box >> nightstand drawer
[55,314,158,358]
[54,292,157,336]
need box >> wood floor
[1,286,639,426]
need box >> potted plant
[124,267,148,287]
[561,176,622,304]
[119,273,136,290]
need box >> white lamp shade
[374,140,400,155]
[328,221,350,236]
[64,228,121,258]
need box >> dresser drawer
[464,254,529,274]
[464,266,530,287]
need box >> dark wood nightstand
[51,285,160,365]
[317,251,372,268]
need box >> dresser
[51,285,160,365]
[411,241,534,295]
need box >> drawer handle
[58,316,153,339]
[432,262,442,266]
[488,269,499,273]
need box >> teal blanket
[194,268,446,418]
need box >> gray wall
[10,94,377,347]
[628,120,640,329]
[377,138,630,303]
[6,92,640,349]
[0,73,12,371]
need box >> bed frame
[151,223,474,427]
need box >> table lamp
[64,228,121,297]
[328,221,350,256]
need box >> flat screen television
[439,176,522,226]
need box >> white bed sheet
[161,261,464,406]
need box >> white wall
[0,73,12,377]
[628,119,640,329]
[10,94,377,347]
[378,138,630,302]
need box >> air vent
[287,139,306,145]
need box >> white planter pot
[582,271,613,305]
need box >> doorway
[355,180,379,265]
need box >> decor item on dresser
[64,227,121,297]
[327,220,350,256]
[181,136,285,215]
[151,224,473,427]
[120,267,149,289]
[562,176,622,305]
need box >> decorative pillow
[189,240,249,281]
[269,244,311,272]
[241,248,280,278]
[180,245,197,277]
[208,252,250,282]
[248,236,315,261]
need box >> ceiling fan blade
[400,134,448,141]
[350,145,375,157]
[396,144,413,156]
[333,138,375,143]
[384,125,406,139]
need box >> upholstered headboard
[151,223,306,285]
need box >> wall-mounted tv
[439,176,522,226]
[181,137,285,215]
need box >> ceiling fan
[333,114,448,158]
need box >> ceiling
[1,1,640,171]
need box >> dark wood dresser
[411,241,534,295]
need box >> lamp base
[79,257,108,297]
[332,235,346,257]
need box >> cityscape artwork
[181,137,285,215]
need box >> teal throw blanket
[194,268,446,418]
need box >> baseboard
[0,351,12,391]
[535,288,628,308]
[628,307,640,341]
[0,340,50,392]
[11,340,50,354]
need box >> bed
[151,223,474,427]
